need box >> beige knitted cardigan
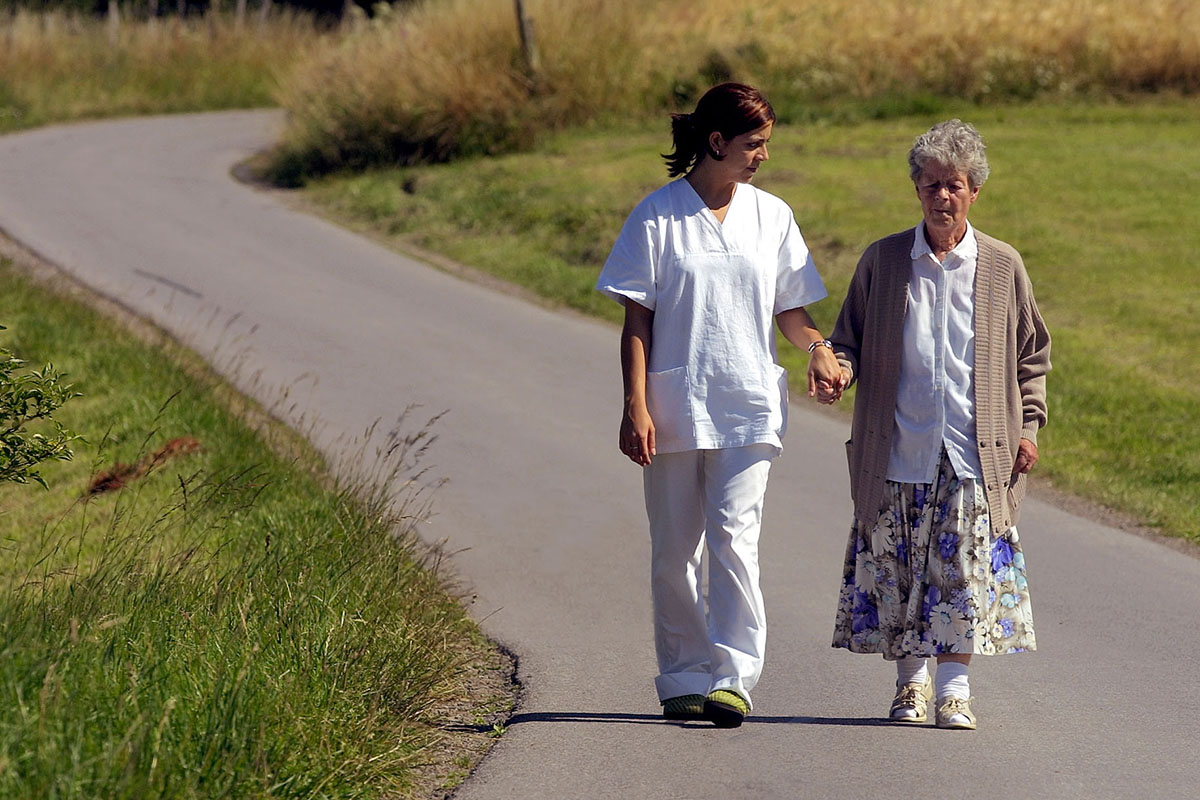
[830,227,1052,535]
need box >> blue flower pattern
[939,531,959,560]
[833,454,1036,658]
[922,585,941,620]
[852,590,879,633]
[991,536,1014,573]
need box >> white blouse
[888,221,984,482]
[596,179,827,453]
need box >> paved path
[1,111,1196,799]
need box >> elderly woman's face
[915,162,979,236]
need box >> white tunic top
[596,179,827,453]
[887,221,984,482]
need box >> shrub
[0,326,78,486]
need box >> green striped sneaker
[661,694,706,721]
[704,689,749,728]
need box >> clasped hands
[808,347,850,405]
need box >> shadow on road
[459,712,894,728]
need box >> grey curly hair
[908,119,990,188]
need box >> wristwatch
[807,339,833,354]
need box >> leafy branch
[1,325,81,487]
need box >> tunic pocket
[646,366,693,449]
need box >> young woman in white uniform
[596,83,842,728]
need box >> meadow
[298,98,1200,541]
[0,10,317,133]
[0,259,513,797]
[268,0,1200,179]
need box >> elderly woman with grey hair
[824,120,1051,730]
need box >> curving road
[1,111,1197,799]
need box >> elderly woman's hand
[1011,437,1039,480]
[814,368,851,405]
[808,348,849,404]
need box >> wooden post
[106,0,120,44]
[514,0,540,89]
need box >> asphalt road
[1,111,1196,800]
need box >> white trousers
[643,444,775,707]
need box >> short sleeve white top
[596,178,827,453]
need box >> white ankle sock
[895,657,929,686]
[935,661,970,700]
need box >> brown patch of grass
[87,435,202,494]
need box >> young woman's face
[711,122,773,182]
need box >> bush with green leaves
[0,324,79,486]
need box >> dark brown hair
[663,82,776,177]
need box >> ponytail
[663,113,705,178]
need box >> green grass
[298,97,1200,541]
[0,262,514,798]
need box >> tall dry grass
[720,0,1200,107]
[269,0,669,181]
[0,10,319,130]
[270,0,1200,179]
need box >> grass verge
[292,97,1200,541]
[0,251,516,798]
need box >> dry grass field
[269,0,1200,177]
[0,10,318,132]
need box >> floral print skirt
[831,452,1036,659]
